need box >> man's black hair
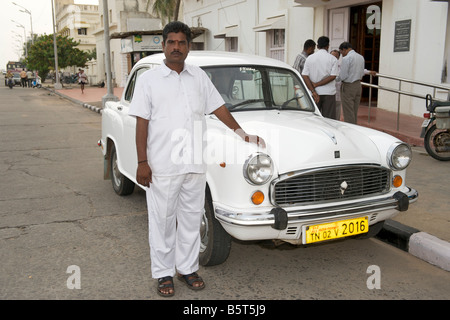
[317,36,330,49]
[339,42,353,50]
[303,39,316,51]
[162,21,192,44]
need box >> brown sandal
[177,272,205,290]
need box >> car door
[119,66,150,182]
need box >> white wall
[284,5,315,65]
[184,0,315,65]
[378,0,448,117]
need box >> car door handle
[117,106,123,111]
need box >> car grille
[271,165,391,206]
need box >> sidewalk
[357,102,424,147]
[49,85,449,271]
[53,85,124,112]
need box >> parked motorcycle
[32,76,42,88]
[421,94,450,161]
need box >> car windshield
[202,66,314,112]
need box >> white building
[55,0,99,76]
[295,0,450,118]
[183,0,450,117]
[93,0,164,87]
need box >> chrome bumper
[215,188,418,229]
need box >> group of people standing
[293,36,376,124]
[19,69,34,88]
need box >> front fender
[420,118,434,138]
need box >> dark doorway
[349,2,382,102]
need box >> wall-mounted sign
[133,35,163,51]
[121,35,163,53]
[394,19,411,52]
[121,38,133,53]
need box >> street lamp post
[102,0,118,107]
[12,2,34,45]
[11,20,27,58]
[51,0,62,89]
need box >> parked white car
[99,51,418,266]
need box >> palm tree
[147,0,182,24]
[173,0,181,21]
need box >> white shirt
[338,49,365,83]
[302,49,339,95]
[128,61,224,176]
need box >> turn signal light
[251,191,264,205]
[392,175,403,188]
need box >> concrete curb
[409,232,450,271]
[376,220,450,271]
[44,87,103,114]
[50,87,450,272]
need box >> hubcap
[112,152,121,187]
[199,212,208,253]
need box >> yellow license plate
[303,217,369,244]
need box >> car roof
[135,50,293,70]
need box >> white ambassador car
[99,51,418,266]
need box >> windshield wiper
[228,99,264,110]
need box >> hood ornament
[320,129,337,145]
[340,181,348,195]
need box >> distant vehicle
[12,73,21,86]
[6,61,24,73]
[32,76,42,88]
[7,77,13,89]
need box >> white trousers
[146,173,206,279]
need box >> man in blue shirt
[338,42,376,124]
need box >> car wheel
[110,144,135,196]
[199,186,232,266]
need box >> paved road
[1,86,449,301]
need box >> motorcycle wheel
[424,124,450,161]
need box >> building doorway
[349,2,382,102]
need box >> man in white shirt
[338,42,376,124]
[302,36,339,119]
[128,21,265,297]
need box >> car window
[124,67,149,103]
[202,66,314,112]
[268,68,314,111]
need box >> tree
[150,0,182,24]
[25,34,88,81]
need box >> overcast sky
[0,0,99,69]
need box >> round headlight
[387,143,412,170]
[243,153,273,185]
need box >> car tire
[110,144,135,196]
[199,186,232,266]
